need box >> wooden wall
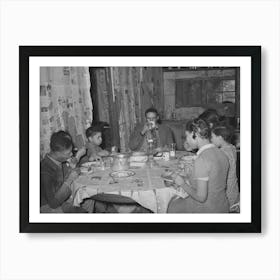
[93,67,164,152]
[163,68,239,120]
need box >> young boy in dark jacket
[40,131,86,213]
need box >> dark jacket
[40,155,86,213]
[129,122,174,151]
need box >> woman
[167,118,230,213]
[198,108,220,128]
[183,109,220,152]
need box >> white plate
[81,161,101,167]
[110,170,135,178]
[132,151,146,156]
[81,162,94,167]
[80,166,94,174]
[180,155,196,161]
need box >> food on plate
[110,170,135,178]
[80,162,95,174]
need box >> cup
[104,157,112,168]
[169,143,176,158]
[148,121,156,130]
[111,146,118,154]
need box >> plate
[180,155,196,162]
[132,151,146,156]
[80,165,94,174]
[81,162,95,167]
[132,152,146,156]
[110,170,135,178]
[81,161,101,167]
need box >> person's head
[145,107,159,127]
[49,131,73,162]
[86,126,102,146]
[184,118,211,150]
[211,125,233,147]
[198,109,220,128]
[55,130,72,140]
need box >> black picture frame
[20,46,261,233]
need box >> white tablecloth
[72,157,189,213]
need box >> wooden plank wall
[163,69,239,120]
[94,67,164,152]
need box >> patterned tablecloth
[72,154,191,213]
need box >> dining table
[70,151,193,213]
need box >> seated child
[55,130,86,168]
[85,126,109,161]
[40,131,87,213]
[211,124,240,210]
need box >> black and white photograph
[3,1,280,279]
[39,66,241,215]
[20,46,261,233]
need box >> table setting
[71,149,195,213]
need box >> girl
[168,118,230,213]
[211,125,240,210]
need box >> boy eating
[40,131,87,213]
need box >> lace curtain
[40,67,92,158]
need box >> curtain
[95,67,164,152]
[40,67,92,158]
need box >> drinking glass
[169,143,176,158]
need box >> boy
[85,126,109,161]
[40,131,87,213]
[211,124,240,210]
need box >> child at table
[85,126,109,161]
[40,131,87,213]
[55,130,86,168]
[211,124,240,210]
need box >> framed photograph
[20,46,261,233]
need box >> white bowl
[80,167,94,174]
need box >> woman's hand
[171,173,185,187]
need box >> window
[205,79,236,104]
[174,68,237,108]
